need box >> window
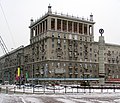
[79,23,82,34]
[64,45,66,49]
[52,44,54,48]
[75,35,77,40]
[58,39,60,43]
[74,22,77,33]
[75,68,78,72]
[85,64,87,68]
[63,20,67,31]
[80,47,82,51]
[80,63,82,67]
[69,74,72,78]
[75,74,78,78]
[69,63,72,66]
[90,53,92,57]
[69,52,72,55]
[69,34,72,39]
[84,24,87,34]
[95,54,97,57]
[90,37,92,42]
[80,52,82,56]
[58,33,60,38]
[90,48,92,52]
[52,33,54,37]
[52,38,54,42]
[68,21,72,32]
[80,69,82,72]
[85,37,87,41]
[57,19,61,30]
[57,63,60,67]
[64,34,66,38]
[90,70,92,72]
[51,18,55,30]
[69,68,72,72]
[89,25,92,35]
[80,37,82,41]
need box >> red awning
[107,78,120,83]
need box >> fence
[0,85,120,94]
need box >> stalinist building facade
[0,5,120,85]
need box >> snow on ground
[1,85,120,103]
[1,93,120,103]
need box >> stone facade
[0,5,120,84]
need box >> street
[1,93,120,103]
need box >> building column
[87,24,89,35]
[42,22,43,33]
[77,23,79,33]
[67,21,68,32]
[55,18,57,31]
[44,20,46,32]
[39,23,41,34]
[72,22,74,33]
[35,26,37,36]
[82,23,84,34]
[37,25,39,35]
[91,25,94,36]
[47,17,51,30]
[61,20,63,31]
[30,28,33,38]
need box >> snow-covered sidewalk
[1,92,120,103]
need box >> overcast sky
[0,0,120,56]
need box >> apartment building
[0,5,120,85]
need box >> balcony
[69,71,73,74]
[57,53,62,57]
[74,54,78,58]
[68,47,72,51]
[68,66,73,68]
[69,54,72,58]
[74,47,77,52]
[57,47,62,51]
[55,68,65,74]
[74,43,78,47]
[68,41,72,46]
[74,71,78,74]
[69,43,72,46]
[35,72,39,75]
[40,70,44,74]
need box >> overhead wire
[0,1,16,49]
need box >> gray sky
[0,0,120,56]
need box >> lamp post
[32,63,34,87]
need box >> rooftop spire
[90,13,93,21]
[48,4,52,13]
[30,18,33,25]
